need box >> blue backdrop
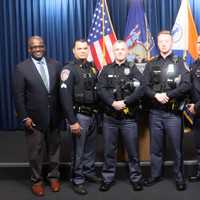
[0,0,200,129]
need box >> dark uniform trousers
[193,118,200,169]
[149,109,184,182]
[102,114,142,184]
[190,60,200,172]
[71,113,97,185]
[25,127,61,183]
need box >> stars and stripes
[87,0,117,70]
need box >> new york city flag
[172,0,198,64]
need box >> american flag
[87,0,117,70]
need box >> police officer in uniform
[60,39,100,195]
[187,35,200,182]
[98,40,145,192]
[144,30,191,190]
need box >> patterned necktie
[38,61,49,91]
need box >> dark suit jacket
[13,58,62,130]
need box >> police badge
[124,68,130,75]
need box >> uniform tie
[38,61,49,91]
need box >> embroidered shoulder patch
[61,69,70,81]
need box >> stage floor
[0,131,199,199]
[0,167,200,200]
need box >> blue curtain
[1,0,200,129]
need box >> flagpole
[105,0,116,37]
[102,0,106,66]
[183,0,188,61]
[144,15,150,61]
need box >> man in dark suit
[13,36,62,196]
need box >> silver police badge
[167,64,175,74]
[124,68,130,75]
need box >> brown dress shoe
[32,182,45,196]
[50,179,60,192]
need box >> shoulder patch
[61,69,70,81]
[128,62,135,68]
